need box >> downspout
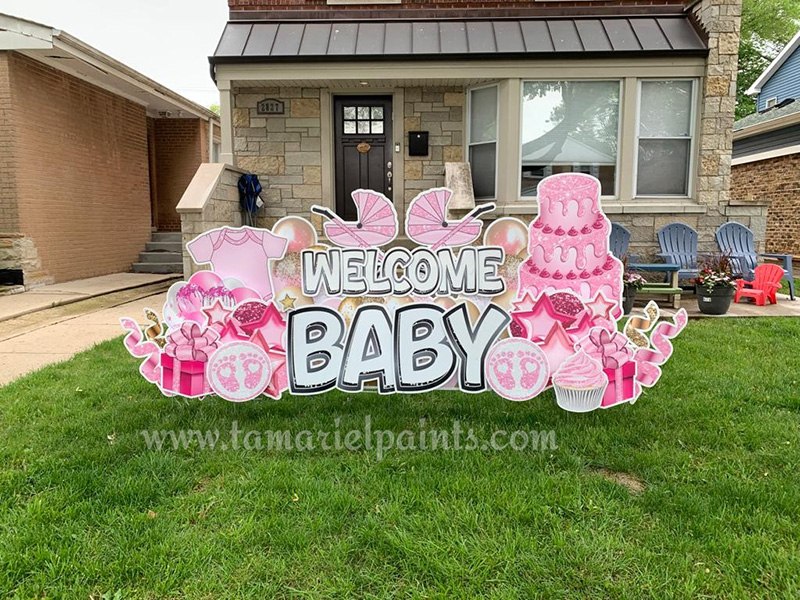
[208,117,214,162]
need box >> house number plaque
[257,99,285,115]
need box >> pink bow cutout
[164,322,219,362]
[579,328,633,370]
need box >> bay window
[520,80,620,197]
[635,80,696,197]
[467,84,498,200]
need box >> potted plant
[694,254,736,315]
[622,271,647,315]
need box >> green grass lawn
[1,318,799,599]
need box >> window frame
[633,78,699,199]
[517,78,623,201]
[466,82,500,201]
[765,96,778,109]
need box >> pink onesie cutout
[187,227,287,301]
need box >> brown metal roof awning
[211,17,707,64]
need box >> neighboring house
[0,14,220,289]
[732,30,800,256]
[182,0,745,264]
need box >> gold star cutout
[279,293,297,311]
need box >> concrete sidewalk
[0,282,170,386]
[0,273,178,323]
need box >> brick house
[190,0,746,261]
[732,29,800,256]
[0,14,221,289]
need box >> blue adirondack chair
[610,223,630,260]
[657,223,699,281]
[716,222,795,300]
[610,223,642,264]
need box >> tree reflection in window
[521,81,620,197]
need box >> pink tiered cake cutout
[519,173,623,311]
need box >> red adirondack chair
[735,264,784,306]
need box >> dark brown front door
[334,96,393,221]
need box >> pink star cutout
[565,310,595,343]
[217,319,249,344]
[202,300,233,327]
[586,292,616,320]
[512,291,538,313]
[249,329,288,399]
[538,322,576,375]
[254,302,287,350]
[511,293,578,343]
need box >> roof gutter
[734,110,800,140]
[56,32,219,122]
[209,47,709,68]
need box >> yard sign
[121,173,687,412]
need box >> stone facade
[233,88,322,228]
[732,154,800,255]
[612,0,757,259]
[403,87,464,205]
[221,0,747,260]
[691,0,761,248]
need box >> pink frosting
[553,351,606,389]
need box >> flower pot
[697,285,735,315]
[623,285,638,315]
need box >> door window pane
[344,121,356,134]
[371,120,384,134]
[358,121,370,134]
[639,80,693,138]
[520,81,620,197]
[344,106,356,120]
[637,139,690,196]
[371,107,384,120]
[470,143,497,200]
[357,106,370,119]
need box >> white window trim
[633,78,699,199]
[517,79,623,201]
[466,82,500,201]
[765,96,778,109]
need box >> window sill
[498,200,707,215]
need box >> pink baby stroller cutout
[122,173,687,411]
[406,187,496,250]
[312,189,398,248]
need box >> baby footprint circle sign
[208,342,272,403]
[486,338,550,402]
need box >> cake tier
[518,253,623,309]
[535,173,602,231]
[528,219,611,273]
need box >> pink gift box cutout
[160,322,218,398]
[601,361,637,408]
[161,354,211,398]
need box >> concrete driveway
[0,282,170,386]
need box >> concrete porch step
[145,241,182,253]
[138,251,182,264]
[132,262,184,275]
[151,232,182,243]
